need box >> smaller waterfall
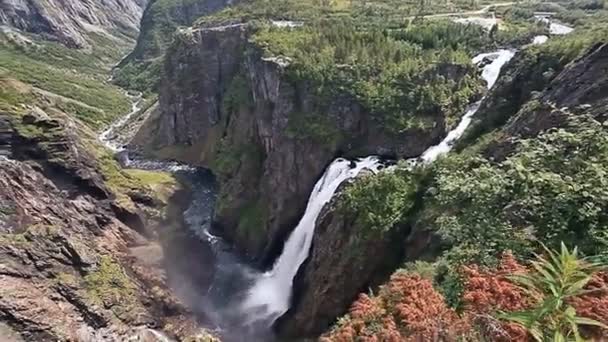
[535,15,574,35]
[533,35,549,45]
[241,157,382,324]
[420,49,515,162]
[99,92,142,152]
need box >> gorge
[2,0,608,341]
[103,45,516,339]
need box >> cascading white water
[533,35,549,45]
[99,92,142,152]
[420,49,515,162]
[535,15,574,35]
[242,156,382,324]
[242,49,517,326]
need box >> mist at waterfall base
[163,49,515,341]
[168,157,384,341]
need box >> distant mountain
[0,0,149,48]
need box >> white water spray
[99,92,142,152]
[241,157,382,324]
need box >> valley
[1,0,608,341]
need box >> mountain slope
[0,0,148,48]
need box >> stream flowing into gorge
[99,21,570,340]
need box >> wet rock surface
[0,0,147,48]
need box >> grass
[124,168,179,203]
[84,256,137,308]
[0,32,131,131]
[2,78,177,215]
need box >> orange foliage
[380,272,470,340]
[461,252,533,341]
[321,272,471,342]
[569,272,608,339]
[322,253,608,342]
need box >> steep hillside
[0,1,219,340]
[0,0,148,48]
[318,27,608,340]
[131,14,492,260]
[0,82,207,339]
[114,0,239,92]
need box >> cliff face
[114,0,239,92]
[0,105,207,340]
[0,0,148,48]
[277,185,440,337]
[136,23,470,260]
[128,0,238,62]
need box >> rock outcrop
[134,22,474,261]
[114,0,240,92]
[127,0,238,62]
[277,183,440,337]
[0,0,148,48]
[0,106,207,341]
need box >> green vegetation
[286,112,342,145]
[198,0,500,27]
[84,256,138,309]
[326,18,608,309]
[424,114,608,292]
[237,199,269,245]
[339,167,420,239]
[222,73,253,113]
[0,33,131,131]
[209,138,265,178]
[502,244,607,341]
[115,0,222,92]
[113,59,163,94]
[124,168,179,203]
[0,78,36,111]
[251,19,484,133]
[462,25,608,147]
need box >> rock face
[276,185,440,337]
[0,0,148,48]
[127,0,238,62]
[136,22,471,260]
[0,108,203,341]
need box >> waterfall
[241,157,382,324]
[241,50,515,326]
[99,92,142,152]
[421,49,515,162]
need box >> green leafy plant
[501,243,608,341]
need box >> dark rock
[277,187,440,337]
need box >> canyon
[2,0,608,341]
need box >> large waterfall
[241,49,515,326]
[241,156,382,324]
